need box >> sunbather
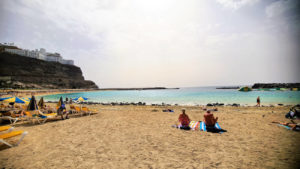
[272,121,300,131]
[204,110,218,127]
[203,110,226,132]
[177,109,191,130]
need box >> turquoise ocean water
[40,87,300,106]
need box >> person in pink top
[178,109,191,130]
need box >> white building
[3,45,74,65]
[5,48,26,56]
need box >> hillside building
[0,43,74,65]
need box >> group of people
[176,109,225,132]
[1,102,70,121]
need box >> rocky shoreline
[252,83,300,89]
[45,100,297,107]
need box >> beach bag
[285,111,295,119]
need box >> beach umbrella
[73,97,88,109]
[38,97,45,108]
[73,97,88,102]
[22,97,31,102]
[57,96,64,107]
[27,96,38,110]
[0,96,29,104]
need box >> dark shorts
[180,125,191,130]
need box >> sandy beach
[0,104,299,169]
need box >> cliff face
[0,52,98,89]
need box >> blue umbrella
[0,97,29,104]
[73,97,88,102]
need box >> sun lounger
[0,130,28,147]
[0,116,19,125]
[74,106,81,115]
[0,126,14,132]
[38,112,57,123]
[81,107,91,116]
[23,111,57,124]
[69,105,77,114]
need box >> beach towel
[189,121,200,130]
[199,121,225,133]
[277,124,300,131]
[277,124,291,130]
[172,121,225,132]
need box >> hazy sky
[0,0,299,88]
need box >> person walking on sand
[178,109,191,130]
[257,96,261,107]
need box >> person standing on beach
[257,96,260,107]
[178,109,191,130]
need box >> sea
[40,87,300,106]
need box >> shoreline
[1,89,298,107]
[44,100,297,108]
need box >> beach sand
[0,105,299,169]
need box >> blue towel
[199,122,223,133]
[277,124,291,130]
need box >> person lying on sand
[202,107,218,111]
[177,109,191,130]
[272,121,300,131]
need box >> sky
[0,0,299,88]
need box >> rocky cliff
[0,52,98,89]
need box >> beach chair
[81,107,91,116]
[69,105,77,114]
[0,113,19,125]
[24,111,57,124]
[0,126,14,133]
[38,112,57,124]
[74,106,81,115]
[0,130,28,147]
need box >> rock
[252,83,300,89]
[232,103,240,107]
[0,52,98,89]
[207,103,213,106]
[278,103,284,106]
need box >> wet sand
[0,105,299,169]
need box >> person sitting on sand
[57,104,69,120]
[203,110,227,133]
[204,110,218,127]
[272,121,300,131]
[178,109,191,130]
